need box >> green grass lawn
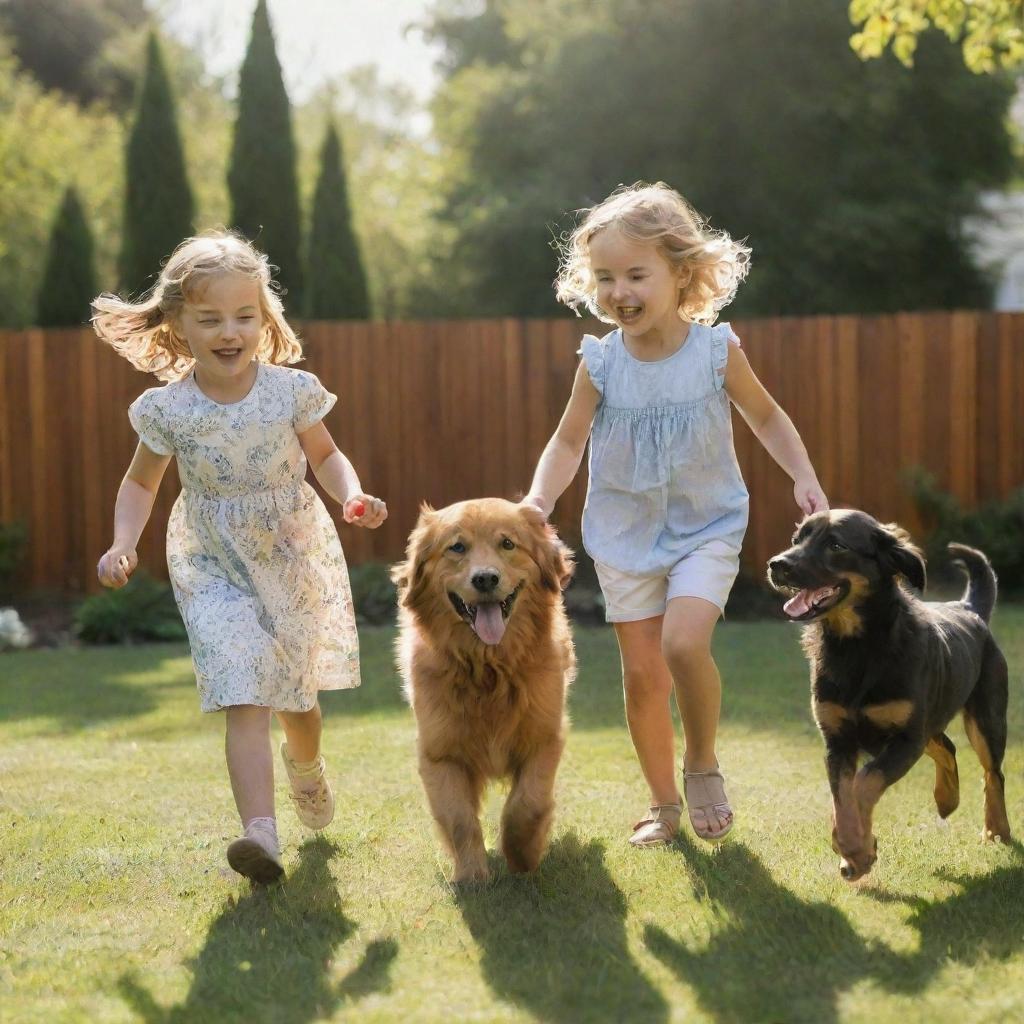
[2,609,1024,1024]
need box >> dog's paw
[451,863,491,886]
[838,836,878,881]
[981,827,1009,843]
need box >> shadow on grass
[871,839,1024,995]
[646,837,1024,1023]
[646,837,891,1024]
[455,831,669,1023]
[119,837,395,1024]
[0,646,189,731]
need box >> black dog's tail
[948,543,997,623]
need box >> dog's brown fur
[392,498,576,883]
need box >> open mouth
[777,580,850,622]
[617,305,642,324]
[448,583,523,645]
[214,348,243,361]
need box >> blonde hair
[554,182,751,325]
[91,230,302,381]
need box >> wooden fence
[1,312,1022,594]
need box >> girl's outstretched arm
[523,360,600,518]
[298,421,387,529]
[724,344,828,515]
[97,442,172,588]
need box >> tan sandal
[629,803,682,848]
[683,768,734,842]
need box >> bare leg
[661,597,724,773]
[225,704,274,825]
[275,703,323,762]
[662,597,731,837]
[613,616,680,807]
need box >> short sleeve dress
[578,323,750,576]
[129,362,360,712]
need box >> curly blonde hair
[91,230,302,382]
[554,182,751,326]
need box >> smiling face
[587,227,684,340]
[767,510,926,628]
[176,272,263,388]
[394,499,572,648]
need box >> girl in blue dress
[525,183,828,845]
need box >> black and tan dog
[767,509,1010,881]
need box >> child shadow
[644,837,893,1024]
[455,831,670,1023]
[119,837,396,1024]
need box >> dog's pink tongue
[473,602,506,645]
[784,590,815,619]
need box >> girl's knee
[622,664,672,705]
[661,633,712,672]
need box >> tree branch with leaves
[850,0,1024,72]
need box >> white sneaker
[280,742,335,830]
[226,818,284,884]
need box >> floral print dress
[129,363,360,712]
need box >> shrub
[907,469,1024,594]
[348,562,398,625]
[74,571,187,644]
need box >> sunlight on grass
[2,611,1023,1022]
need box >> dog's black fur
[767,509,1010,881]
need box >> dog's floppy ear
[391,503,440,609]
[519,504,575,592]
[875,522,926,592]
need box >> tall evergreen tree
[119,31,194,296]
[36,186,97,326]
[228,0,303,313]
[306,123,370,319]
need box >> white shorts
[594,538,742,622]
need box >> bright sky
[150,0,442,103]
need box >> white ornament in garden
[0,608,33,651]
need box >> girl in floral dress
[93,230,386,884]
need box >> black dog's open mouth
[448,583,523,645]
[777,579,851,622]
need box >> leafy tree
[118,31,194,297]
[295,70,438,318]
[423,0,1015,317]
[228,0,303,313]
[849,0,1024,72]
[36,186,97,326]
[306,122,370,318]
[0,51,123,326]
[0,0,147,106]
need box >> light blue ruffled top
[579,322,749,575]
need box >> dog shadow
[648,836,1024,1022]
[866,839,1024,995]
[645,837,895,1024]
[118,837,396,1024]
[455,831,670,1023]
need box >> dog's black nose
[471,570,500,594]
[768,556,794,582]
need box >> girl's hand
[344,494,387,529]
[519,494,550,519]
[97,547,137,589]
[794,477,829,516]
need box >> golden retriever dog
[392,498,576,883]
